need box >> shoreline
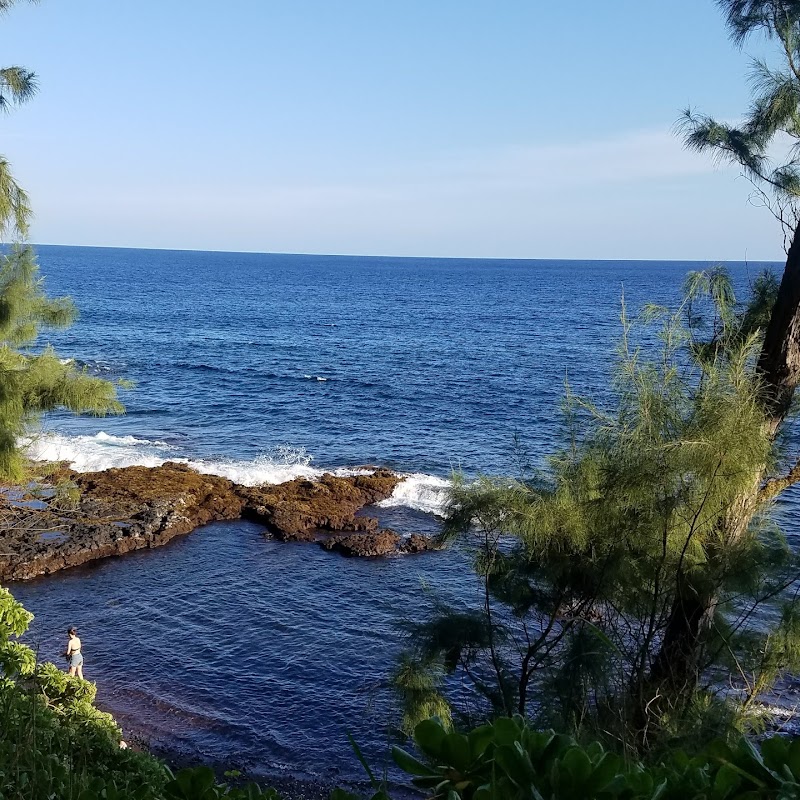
[106,709,416,800]
[1,462,441,583]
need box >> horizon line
[25,241,785,265]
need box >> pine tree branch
[774,5,800,84]
[759,458,800,500]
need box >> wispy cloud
[27,126,773,259]
[438,129,722,188]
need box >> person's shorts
[70,652,83,668]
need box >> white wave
[23,432,452,512]
[21,432,372,488]
[378,473,451,516]
[93,431,169,447]
[23,431,172,472]
[184,446,323,486]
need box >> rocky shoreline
[0,462,440,582]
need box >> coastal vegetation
[0,0,122,482]
[9,575,800,800]
[395,0,800,759]
[6,1,800,799]
[0,585,282,799]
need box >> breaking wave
[376,472,451,516]
[24,431,171,472]
[23,432,325,486]
[21,431,451,512]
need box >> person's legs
[68,652,83,678]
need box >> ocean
[9,246,796,783]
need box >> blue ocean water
[10,246,797,782]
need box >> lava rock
[0,464,413,580]
[321,529,402,557]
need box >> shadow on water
[11,514,478,783]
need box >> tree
[652,0,800,710]
[0,1,122,480]
[397,0,800,751]
[396,272,800,751]
[681,0,800,433]
[0,2,37,238]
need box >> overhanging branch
[759,458,800,501]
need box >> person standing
[65,626,83,679]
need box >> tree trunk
[644,218,800,714]
[759,219,800,435]
[647,575,716,694]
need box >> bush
[386,716,800,799]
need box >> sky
[0,0,789,260]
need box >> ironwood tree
[0,0,122,480]
[656,0,800,710]
[395,0,800,752]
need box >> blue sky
[0,0,787,259]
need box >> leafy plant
[386,716,800,799]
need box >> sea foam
[23,432,325,486]
[21,431,450,512]
[24,431,169,472]
[376,472,451,516]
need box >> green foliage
[0,3,35,239]
[163,766,280,800]
[0,157,29,239]
[393,654,453,733]
[397,270,800,751]
[680,1,800,225]
[381,716,800,799]
[0,589,167,799]
[0,245,124,479]
[0,4,124,480]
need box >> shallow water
[14,515,479,781]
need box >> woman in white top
[65,626,83,679]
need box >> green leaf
[786,739,800,780]
[392,746,439,777]
[346,731,379,788]
[442,732,472,773]
[165,766,218,800]
[713,764,741,798]
[760,735,792,779]
[467,723,495,759]
[494,744,532,788]
[562,747,593,785]
[587,752,622,792]
[414,718,449,758]
[492,717,523,747]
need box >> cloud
[441,129,722,188]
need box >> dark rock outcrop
[401,533,440,554]
[0,464,422,581]
[1,463,244,581]
[239,470,399,539]
[321,529,402,557]
[320,530,441,558]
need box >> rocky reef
[0,462,439,582]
